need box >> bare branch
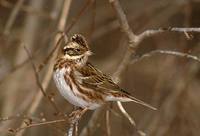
[108,0,143,134]
[37,0,92,72]
[3,0,25,35]
[0,48,41,85]
[0,114,29,122]
[110,0,139,80]
[131,50,200,64]
[15,1,72,136]
[15,119,67,133]
[23,45,61,112]
[80,0,142,135]
[65,0,93,33]
[37,32,67,72]
[66,108,88,136]
[117,102,146,136]
[80,108,105,136]
[138,27,200,41]
[106,110,111,136]
[0,0,52,19]
[116,102,136,126]
[109,0,137,42]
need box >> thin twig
[131,50,200,64]
[109,0,142,134]
[0,47,41,85]
[138,27,200,42]
[80,108,105,136]
[66,108,88,136]
[0,114,30,122]
[65,0,92,33]
[110,0,139,81]
[106,110,111,136]
[83,1,200,136]
[116,102,136,126]
[16,1,72,136]
[15,119,67,133]
[0,0,52,19]
[3,0,25,35]
[37,0,92,72]
[117,102,146,136]
[74,121,78,136]
[88,0,96,40]
[80,0,140,135]
[37,32,67,72]
[23,45,61,112]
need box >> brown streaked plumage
[53,34,156,110]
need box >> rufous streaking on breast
[53,34,156,110]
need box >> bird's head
[62,34,92,66]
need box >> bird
[53,34,156,111]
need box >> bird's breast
[53,67,101,109]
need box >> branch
[80,0,141,135]
[15,119,67,134]
[80,108,105,136]
[0,114,31,122]
[138,27,200,41]
[131,50,200,64]
[37,0,92,72]
[23,45,61,112]
[66,108,88,136]
[117,102,146,136]
[15,1,72,136]
[109,0,144,134]
[3,0,25,35]
[106,110,111,136]
[0,0,52,19]
[37,32,67,72]
[110,0,140,80]
[65,0,92,33]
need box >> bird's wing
[74,62,123,94]
[74,62,156,110]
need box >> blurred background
[0,0,200,136]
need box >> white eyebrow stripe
[64,42,79,49]
[63,54,84,59]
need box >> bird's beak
[85,50,93,56]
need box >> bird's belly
[53,68,101,110]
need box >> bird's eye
[63,48,73,52]
[76,49,80,52]
[68,50,74,55]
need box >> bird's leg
[68,107,88,126]
[67,108,88,136]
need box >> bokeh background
[0,0,200,136]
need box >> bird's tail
[107,91,157,110]
[125,94,157,110]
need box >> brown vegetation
[0,0,200,136]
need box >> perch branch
[66,108,88,136]
[106,110,111,136]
